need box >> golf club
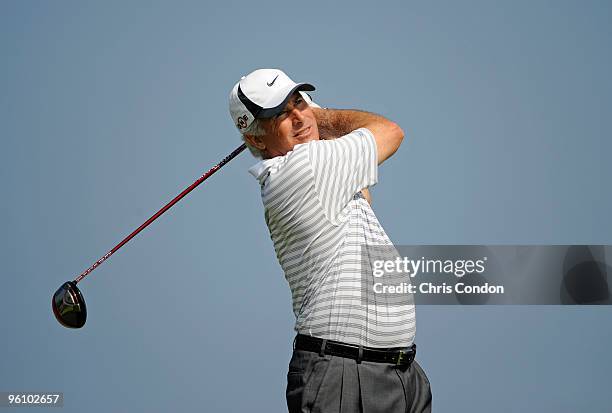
[52,143,247,328]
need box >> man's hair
[241,118,266,159]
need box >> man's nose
[291,108,304,126]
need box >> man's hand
[312,108,404,165]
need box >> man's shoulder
[313,128,374,147]
[308,128,375,160]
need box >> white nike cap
[229,68,315,132]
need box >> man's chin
[295,127,320,143]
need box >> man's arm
[361,188,372,205]
[312,108,404,165]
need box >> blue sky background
[1,1,611,411]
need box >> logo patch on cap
[236,114,248,130]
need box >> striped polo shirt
[249,128,416,347]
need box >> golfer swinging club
[229,69,432,412]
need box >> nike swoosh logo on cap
[267,75,279,87]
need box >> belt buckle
[396,349,414,366]
[396,350,406,366]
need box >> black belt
[294,334,416,366]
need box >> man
[229,69,432,412]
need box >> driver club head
[52,281,87,328]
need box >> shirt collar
[247,142,310,185]
[248,157,283,185]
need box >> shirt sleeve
[308,127,378,225]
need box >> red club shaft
[74,144,247,284]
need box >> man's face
[246,92,320,158]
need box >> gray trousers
[286,348,432,413]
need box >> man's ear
[244,134,266,151]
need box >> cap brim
[257,83,316,119]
